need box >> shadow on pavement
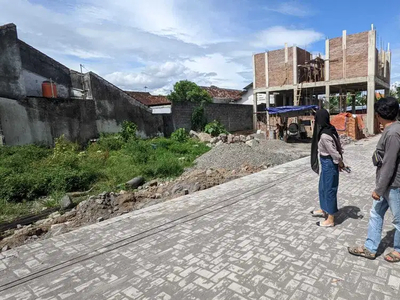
[335,205,364,225]
[376,229,396,257]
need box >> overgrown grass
[0,132,209,221]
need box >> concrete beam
[254,76,369,93]
[375,77,390,90]
[325,39,330,81]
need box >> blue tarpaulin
[266,105,319,115]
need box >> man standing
[348,97,400,262]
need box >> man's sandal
[384,251,400,263]
[348,246,376,260]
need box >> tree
[390,84,400,101]
[167,80,212,104]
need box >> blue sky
[0,0,399,94]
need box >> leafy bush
[121,121,138,142]
[191,105,207,131]
[204,120,228,137]
[171,128,189,143]
[95,133,125,151]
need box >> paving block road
[1,135,400,299]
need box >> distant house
[125,91,171,114]
[201,86,242,104]
[236,83,253,105]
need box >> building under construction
[252,25,391,136]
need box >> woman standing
[310,109,345,227]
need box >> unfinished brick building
[252,25,391,135]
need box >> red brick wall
[329,37,343,80]
[268,48,293,87]
[330,32,369,80]
[297,48,311,65]
[346,32,369,78]
[254,53,265,89]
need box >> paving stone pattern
[1,136,400,299]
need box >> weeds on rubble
[0,131,209,217]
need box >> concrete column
[293,46,298,85]
[352,94,356,114]
[283,93,287,106]
[266,91,270,137]
[325,85,330,111]
[367,29,377,135]
[342,30,347,78]
[253,92,257,130]
[252,54,256,89]
[384,88,390,98]
[339,88,343,113]
[264,52,269,88]
[293,87,299,106]
[367,81,376,133]
[325,39,330,81]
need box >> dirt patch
[0,166,263,252]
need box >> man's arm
[375,134,400,196]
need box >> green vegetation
[171,128,189,143]
[204,120,228,137]
[191,105,208,131]
[0,123,209,222]
[167,80,212,104]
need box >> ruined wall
[0,95,165,146]
[254,53,265,89]
[0,24,25,100]
[170,102,253,133]
[330,31,369,80]
[18,40,72,98]
[0,97,97,145]
[88,73,164,138]
[268,48,293,87]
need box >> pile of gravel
[193,140,311,171]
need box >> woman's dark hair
[374,97,399,121]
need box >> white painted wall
[236,86,253,105]
[22,69,69,98]
[151,105,171,114]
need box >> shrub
[96,133,125,151]
[204,120,228,137]
[191,105,207,131]
[120,121,138,142]
[171,128,189,143]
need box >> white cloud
[252,26,324,49]
[0,0,326,93]
[265,1,315,17]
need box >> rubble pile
[190,131,259,148]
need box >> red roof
[201,86,242,101]
[125,91,171,107]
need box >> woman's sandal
[384,251,400,263]
[310,210,327,218]
[348,246,376,260]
